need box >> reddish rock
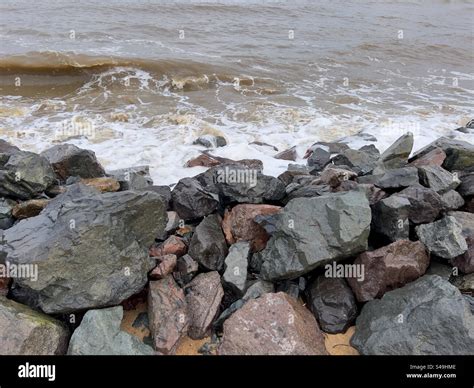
[409,147,446,167]
[11,199,49,219]
[150,235,187,257]
[348,240,430,302]
[148,276,189,354]
[218,292,328,355]
[451,235,474,274]
[222,204,281,252]
[185,154,222,168]
[0,278,11,296]
[81,177,120,192]
[274,146,297,161]
[185,271,223,339]
[150,254,177,279]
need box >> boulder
[257,191,371,281]
[0,296,69,355]
[11,199,50,220]
[441,190,465,210]
[416,216,467,259]
[451,235,474,274]
[451,272,474,293]
[68,306,155,355]
[218,292,328,355]
[347,240,430,302]
[150,254,177,279]
[446,211,474,236]
[150,235,187,257]
[0,198,16,229]
[396,186,444,224]
[148,276,188,354]
[193,135,227,148]
[319,166,357,188]
[418,165,460,194]
[107,165,153,191]
[174,254,199,285]
[306,276,357,334]
[171,177,219,220]
[351,275,474,355]
[457,172,474,197]
[2,184,166,313]
[185,154,221,168]
[371,195,410,241]
[331,148,378,175]
[307,147,331,171]
[188,214,228,271]
[80,177,120,193]
[274,146,297,161]
[222,242,250,296]
[374,167,419,190]
[409,146,446,167]
[185,271,224,339]
[41,144,105,180]
[373,132,413,173]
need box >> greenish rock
[372,195,410,241]
[418,165,460,193]
[0,198,16,229]
[373,132,413,174]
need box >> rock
[0,296,69,355]
[371,195,410,241]
[2,185,167,313]
[446,211,474,236]
[409,147,446,168]
[457,172,474,197]
[150,254,177,279]
[196,164,285,204]
[107,166,153,190]
[373,132,413,173]
[324,326,359,355]
[0,150,55,200]
[373,167,419,190]
[174,254,199,285]
[185,154,222,168]
[276,279,300,299]
[274,146,297,161]
[319,166,357,188]
[148,276,189,354]
[284,183,331,203]
[0,198,16,229]
[416,216,467,259]
[80,177,120,192]
[218,292,328,355]
[41,144,105,180]
[165,211,181,233]
[0,277,10,296]
[185,271,224,339]
[410,138,474,172]
[193,135,227,148]
[441,190,465,210]
[418,165,460,194]
[11,199,50,220]
[188,214,228,271]
[332,148,379,175]
[222,204,281,252]
[138,185,171,209]
[307,147,331,171]
[223,242,250,296]
[150,235,187,257]
[68,306,155,355]
[351,275,474,355]
[451,235,474,274]
[451,272,474,293]
[356,183,387,205]
[306,276,358,334]
[348,240,430,302]
[305,141,349,157]
[426,261,454,280]
[171,177,219,220]
[258,191,371,281]
[396,186,444,224]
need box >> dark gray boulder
[351,275,474,355]
[193,135,227,148]
[0,198,15,229]
[396,186,444,224]
[222,242,250,296]
[418,165,460,194]
[375,167,419,189]
[307,147,331,171]
[171,177,219,220]
[373,132,413,174]
[331,148,379,175]
[457,172,474,197]
[107,165,153,191]
[371,195,410,241]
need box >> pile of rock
[0,131,473,355]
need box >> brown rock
[150,235,187,257]
[185,154,222,168]
[218,292,328,355]
[348,240,430,302]
[274,146,297,161]
[148,276,189,354]
[81,177,120,192]
[320,166,357,188]
[324,326,359,355]
[409,147,446,167]
[222,204,281,252]
[0,278,11,296]
[185,271,224,339]
[11,199,49,219]
[150,254,178,279]
[451,235,474,274]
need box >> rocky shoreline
[0,125,473,355]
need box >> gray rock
[396,186,444,224]
[375,167,419,189]
[446,211,474,237]
[139,185,171,209]
[457,172,474,197]
[276,279,300,299]
[171,177,219,220]
[332,148,379,175]
[188,214,228,271]
[107,165,153,190]
[426,261,454,280]
[307,147,331,171]
[451,272,474,294]
[351,275,474,355]
[68,306,155,355]
[373,132,414,173]
[274,146,297,161]
[258,191,371,281]
[0,198,15,229]
[174,254,199,285]
[193,135,227,148]
[41,144,105,181]
[223,242,250,296]
[2,184,166,313]
[0,296,69,355]
[441,190,465,210]
[284,183,331,203]
[372,195,410,241]
[306,276,357,334]
[165,211,181,233]
[416,216,467,259]
[418,165,460,194]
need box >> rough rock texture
[151,235,187,257]
[258,191,371,281]
[148,277,188,354]
[396,186,444,224]
[351,275,474,355]
[193,135,227,148]
[0,198,15,229]
[319,166,357,188]
[185,154,222,168]
[150,254,177,279]
[274,146,297,161]
[416,216,467,259]
[174,254,199,285]
[332,148,378,175]
[307,147,331,171]
[222,204,281,252]
[107,165,153,191]
[371,195,410,241]
[418,165,460,193]
[348,240,430,302]
[451,235,474,274]
[451,272,474,293]
[375,167,419,189]
[447,211,474,236]
[11,199,50,220]
[185,271,224,339]
[0,296,69,355]
[222,242,250,296]
[68,306,155,355]
[80,177,120,192]
[409,146,446,167]
[306,276,357,334]
[374,132,413,173]
[171,177,219,220]
[188,214,228,271]
[41,144,105,180]
[458,172,474,197]
[1,184,166,313]
[441,190,465,210]
[218,292,328,355]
